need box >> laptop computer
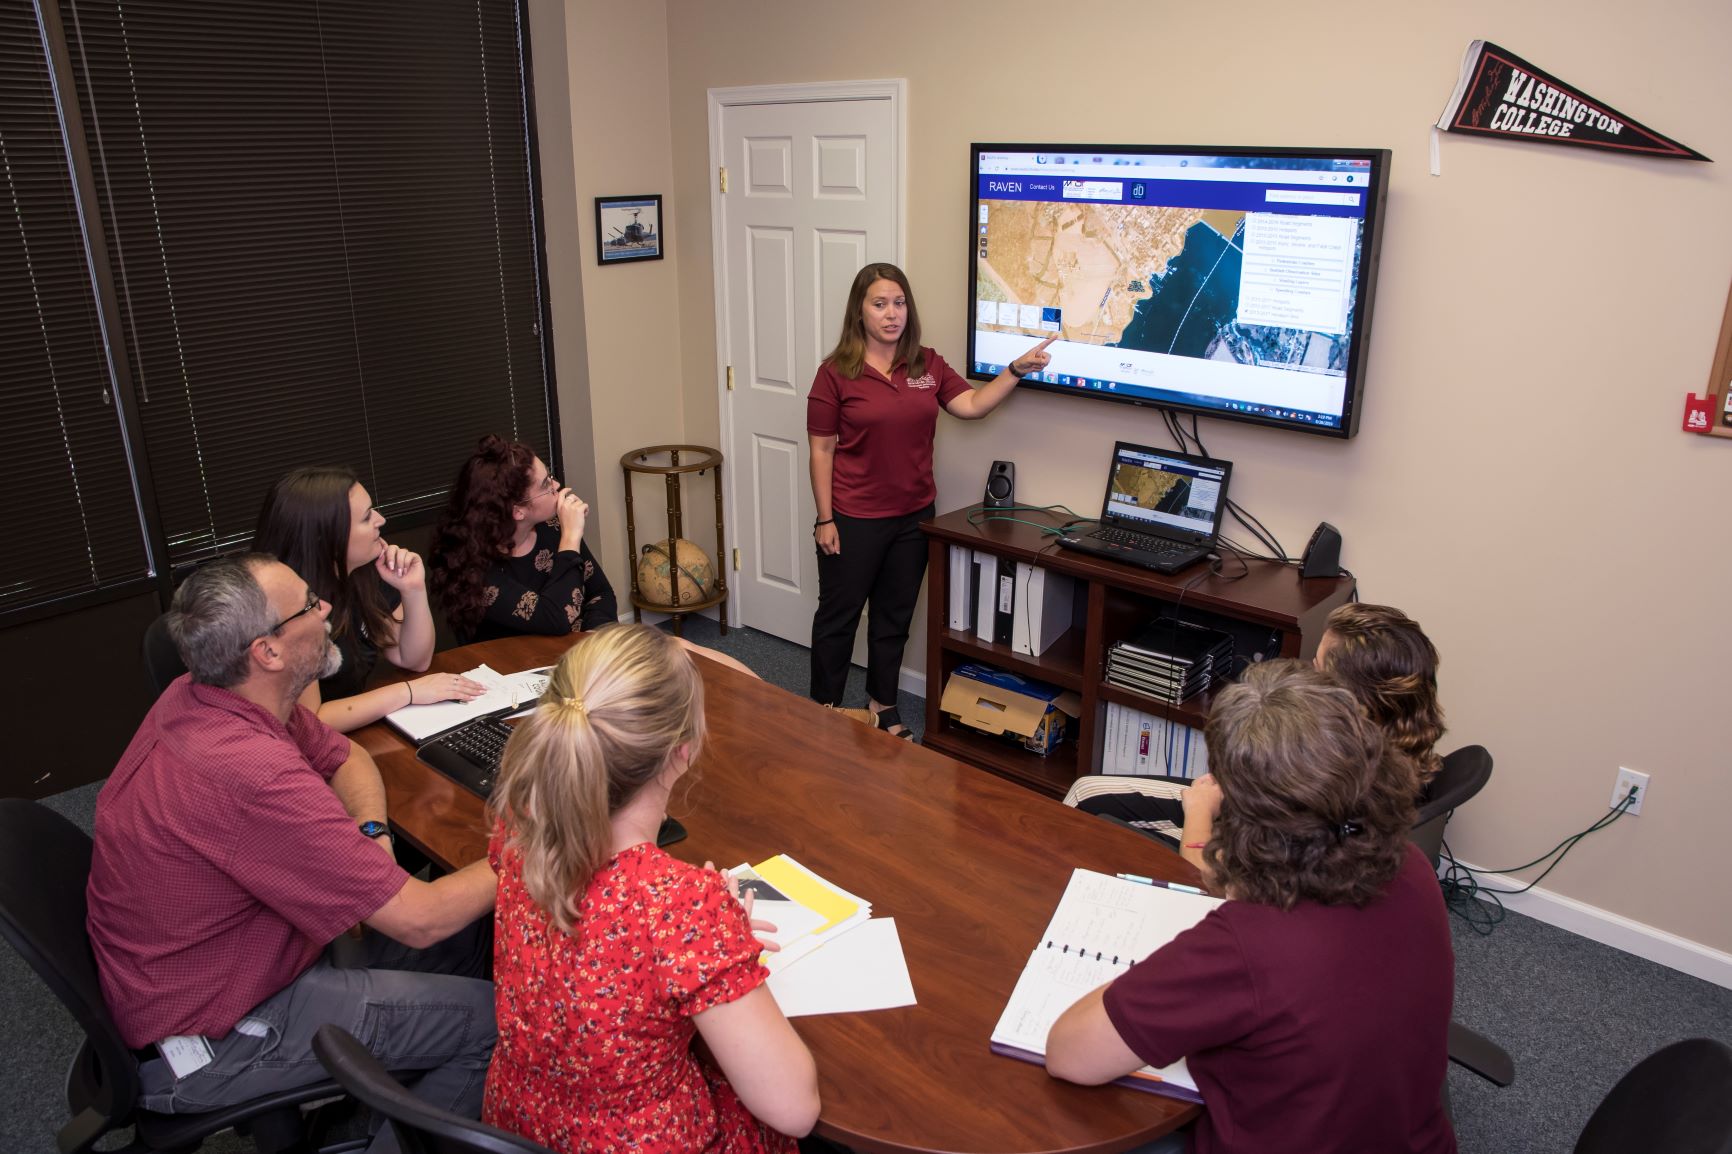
[1055,442,1232,574]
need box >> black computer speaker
[983,460,1016,509]
[1300,521,1342,579]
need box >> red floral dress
[483,832,795,1154]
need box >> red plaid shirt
[87,676,407,1047]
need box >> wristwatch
[358,820,391,840]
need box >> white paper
[989,870,1220,1096]
[992,945,1197,1093]
[766,918,917,1018]
[385,665,552,742]
[727,859,873,975]
[157,1033,215,1078]
[750,899,827,953]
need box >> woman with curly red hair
[429,435,616,644]
[1046,661,1455,1154]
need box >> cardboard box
[941,664,1082,756]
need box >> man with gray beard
[87,553,497,1153]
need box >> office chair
[140,612,188,699]
[1411,744,1493,871]
[0,798,343,1154]
[313,1025,554,1154]
[1403,746,1514,1092]
[1573,1037,1732,1154]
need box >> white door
[710,82,902,645]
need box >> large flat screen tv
[969,144,1389,438]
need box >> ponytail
[490,624,705,933]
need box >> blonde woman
[481,624,818,1154]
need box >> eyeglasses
[521,473,558,503]
[248,588,321,649]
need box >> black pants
[809,503,932,708]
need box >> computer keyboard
[1089,526,1189,557]
[415,714,688,846]
[417,715,514,798]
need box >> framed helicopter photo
[595,194,663,264]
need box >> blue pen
[1116,872,1204,895]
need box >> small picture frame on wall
[595,194,663,264]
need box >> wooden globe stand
[621,444,727,637]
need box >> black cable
[1473,796,1634,884]
[1438,792,1636,934]
[1226,499,1288,562]
[963,503,1082,537]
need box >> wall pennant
[1433,41,1709,173]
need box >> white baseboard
[1447,857,1732,990]
[899,665,926,700]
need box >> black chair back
[1411,744,1492,869]
[1574,1038,1732,1154]
[313,1024,554,1154]
[0,798,143,1149]
[141,612,188,699]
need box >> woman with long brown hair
[428,435,616,644]
[1314,601,1446,786]
[482,624,817,1154]
[807,262,1053,734]
[1046,661,1455,1154]
[254,466,484,732]
[1071,601,1446,861]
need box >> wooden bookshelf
[921,507,1355,796]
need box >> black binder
[994,557,1016,645]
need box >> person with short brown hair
[1046,661,1455,1154]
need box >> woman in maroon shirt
[806,263,1053,734]
[1046,661,1456,1154]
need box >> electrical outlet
[1611,768,1649,816]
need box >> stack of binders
[1105,618,1234,705]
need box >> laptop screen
[1101,443,1231,543]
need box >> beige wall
[526,0,598,512]
[547,0,689,592]
[550,0,1732,950]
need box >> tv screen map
[972,151,1375,430]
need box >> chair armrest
[1092,812,1169,846]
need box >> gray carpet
[4,620,1727,1153]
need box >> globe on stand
[635,538,714,607]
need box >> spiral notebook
[989,868,1222,1103]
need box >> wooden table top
[360,634,1204,1154]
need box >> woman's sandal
[871,706,916,741]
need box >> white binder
[1010,563,1077,657]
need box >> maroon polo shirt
[807,347,972,518]
[87,675,408,1047]
[1102,844,1456,1154]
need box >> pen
[1116,873,1204,895]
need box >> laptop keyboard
[416,715,688,847]
[1090,526,1191,557]
[417,715,514,798]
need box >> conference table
[357,634,1207,1154]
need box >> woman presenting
[807,262,1053,736]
